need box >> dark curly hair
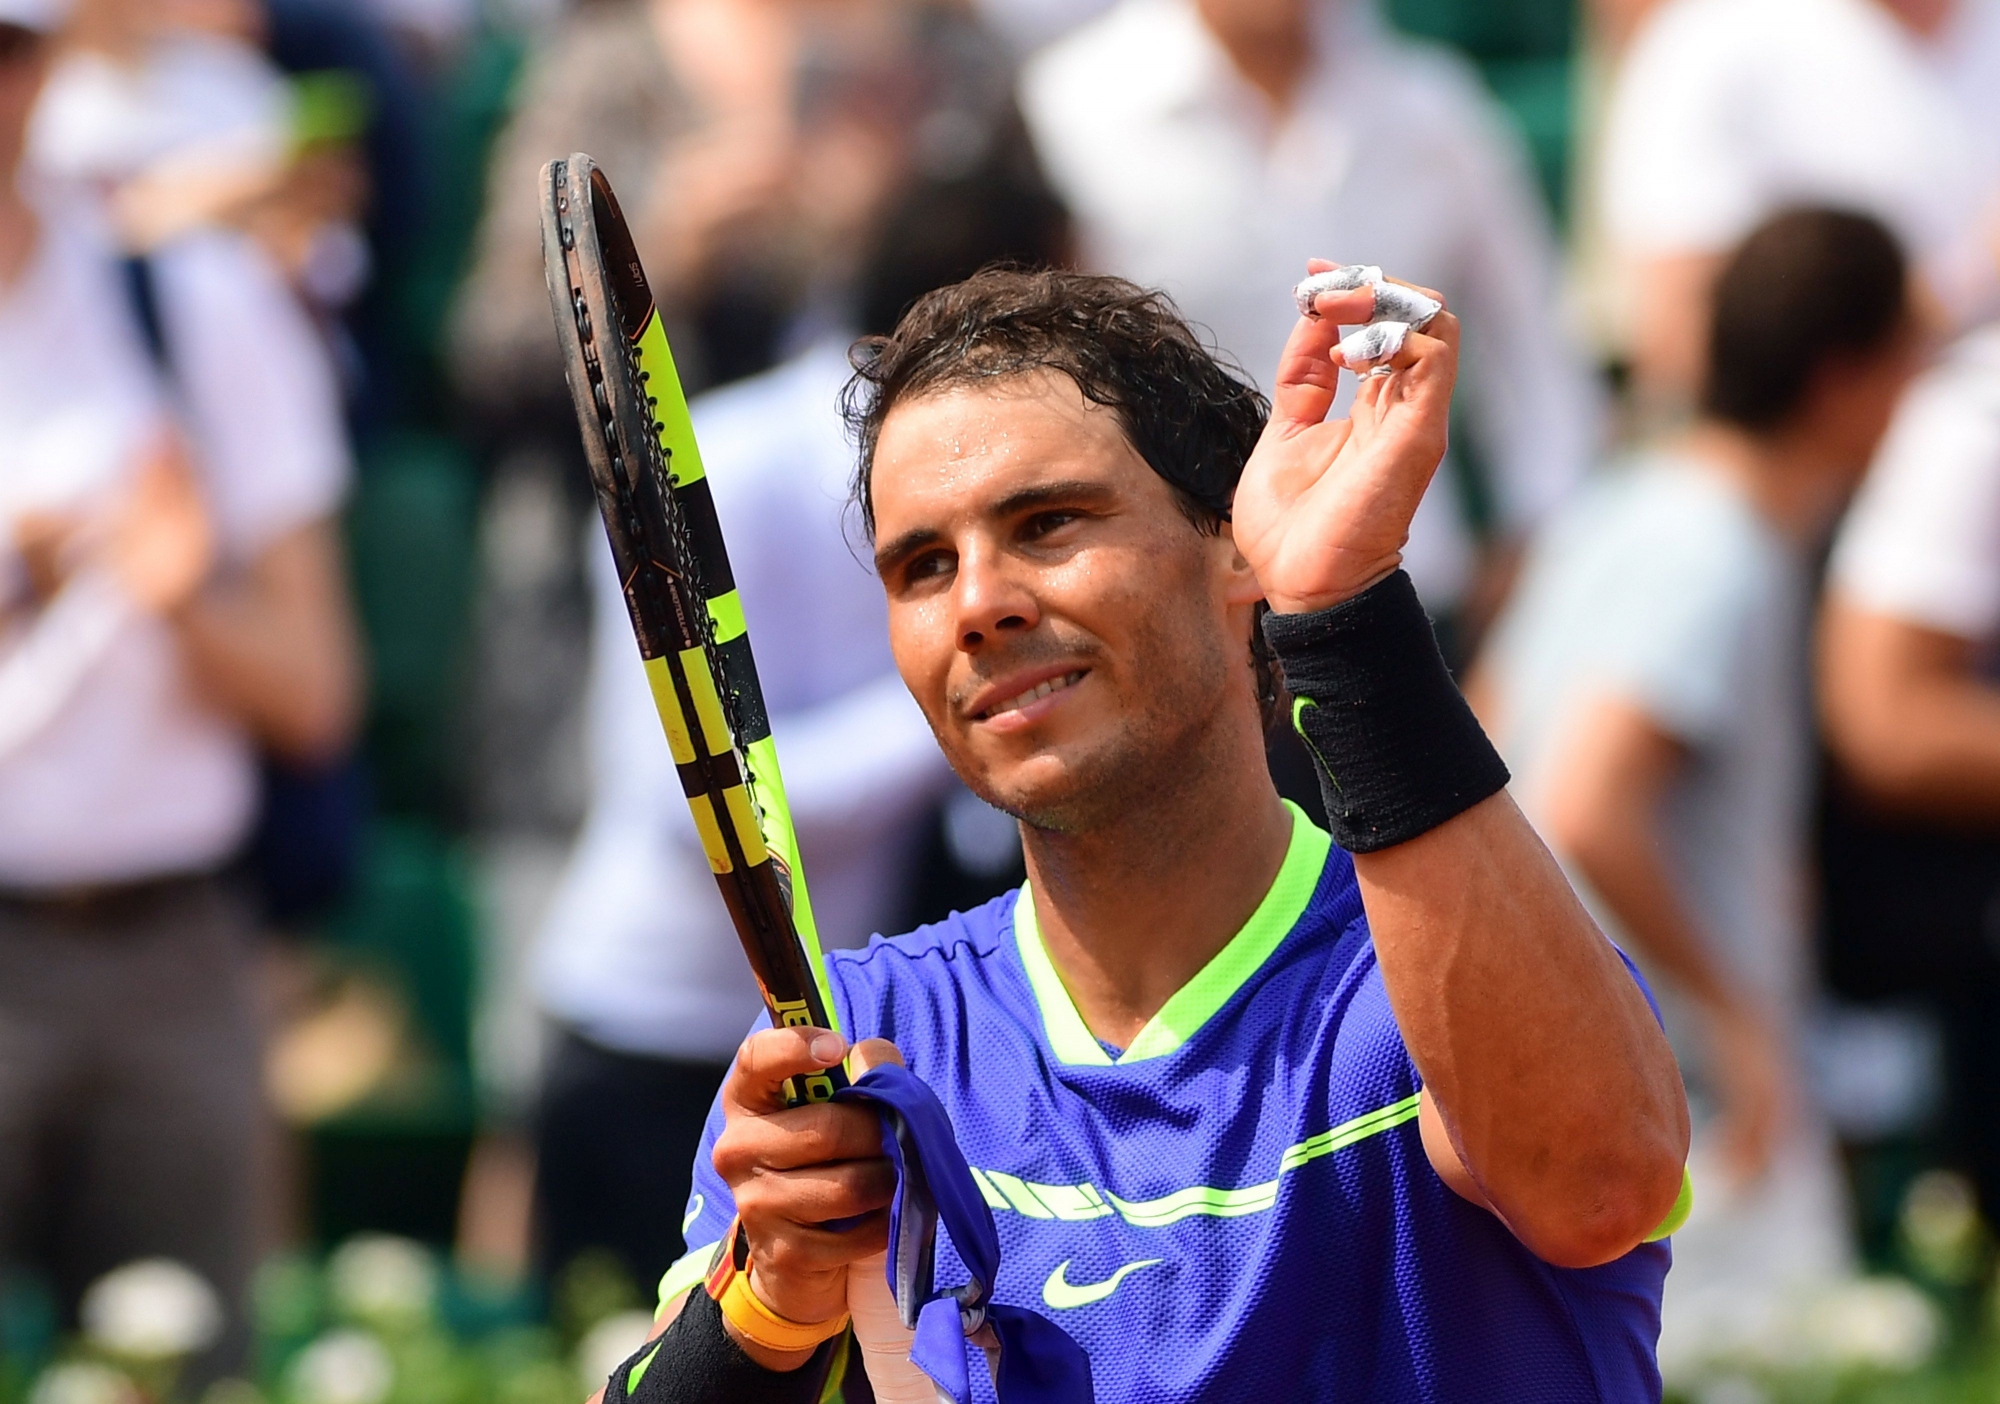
[841,266,1284,723]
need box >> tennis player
[612,265,1690,1402]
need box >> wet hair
[842,267,1269,539]
[842,267,1282,723]
[1701,207,1910,431]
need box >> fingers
[730,1143,900,1227]
[716,1096,889,1175]
[715,1028,906,1328]
[1272,265,1456,430]
[724,1025,850,1116]
[848,1037,905,1075]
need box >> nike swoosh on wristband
[1041,1257,1164,1309]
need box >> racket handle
[847,1255,944,1403]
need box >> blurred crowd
[0,0,1998,1398]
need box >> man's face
[870,370,1262,832]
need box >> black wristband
[610,1287,842,1404]
[1261,570,1508,853]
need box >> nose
[952,542,1038,652]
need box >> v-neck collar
[1012,801,1332,1066]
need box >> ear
[1213,520,1267,608]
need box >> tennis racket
[542,153,933,1402]
[540,152,845,1099]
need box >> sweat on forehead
[841,267,1270,541]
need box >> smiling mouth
[976,670,1087,721]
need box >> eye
[901,548,954,585]
[1023,509,1082,540]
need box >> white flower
[326,1235,437,1329]
[1693,1377,1768,1404]
[27,1362,142,1404]
[577,1311,655,1389]
[1793,1277,1940,1372]
[80,1260,223,1359]
[287,1330,394,1404]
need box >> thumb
[847,1038,905,1077]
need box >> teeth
[984,670,1084,719]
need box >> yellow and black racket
[541,153,845,1104]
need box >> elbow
[1516,1134,1688,1270]
[1520,1152,1680,1280]
[1823,707,1949,815]
[264,660,365,764]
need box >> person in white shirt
[528,147,1069,1294]
[1019,0,1599,643]
[1474,209,1923,1379]
[0,0,358,1381]
[1596,0,1999,409]
[1820,322,2000,1218]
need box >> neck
[1021,706,1293,1050]
[1197,0,1313,116]
[1681,420,1847,543]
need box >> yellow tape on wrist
[714,1270,850,1353]
[703,1217,850,1354]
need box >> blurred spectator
[447,0,1011,847]
[1018,0,1599,650]
[452,0,1008,416]
[527,120,1068,1294]
[29,0,390,409]
[1820,323,2000,1217]
[967,0,1116,56]
[1472,210,1921,1374]
[0,0,358,1384]
[1596,0,1999,412]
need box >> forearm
[1262,575,1686,1262]
[1358,792,1688,1266]
[1821,601,2000,819]
[170,524,362,761]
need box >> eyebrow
[872,478,1120,577]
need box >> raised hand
[1231,260,1460,614]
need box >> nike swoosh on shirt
[1041,1257,1164,1309]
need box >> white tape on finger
[1293,265,1383,317]
[1292,266,1441,330]
[1338,321,1410,366]
[1368,282,1441,329]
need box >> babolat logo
[772,998,813,1028]
[799,1073,836,1102]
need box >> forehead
[868,369,1162,533]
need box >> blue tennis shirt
[662,803,1673,1402]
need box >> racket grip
[847,1254,943,1403]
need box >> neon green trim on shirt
[1645,1166,1695,1242]
[657,1242,717,1313]
[1012,800,1333,1066]
[975,1093,1421,1231]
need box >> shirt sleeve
[1830,339,2000,641]
[152,230,350,558]
[1597,1,1762,255]
[660,1073,744,1308]
[1595,524,1767,748]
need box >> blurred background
[0,0,1997,1400]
